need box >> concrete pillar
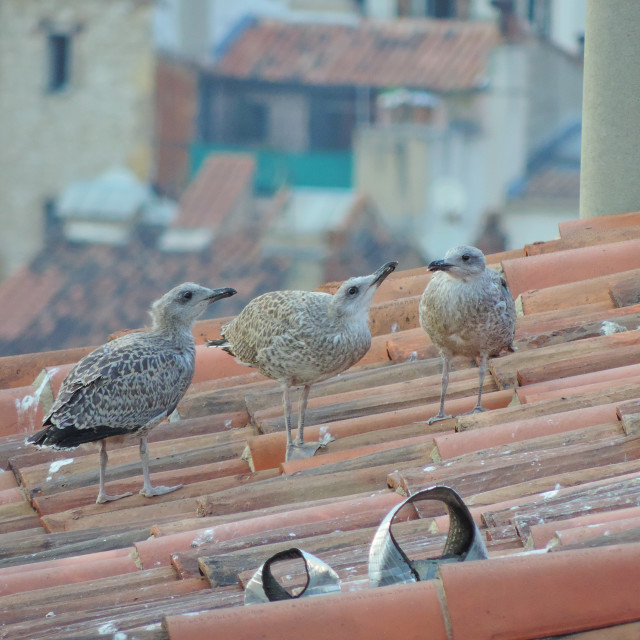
[579,1,640,218]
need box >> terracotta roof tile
[214,19,500,92]
[3,210,640,636]
[177,154,255,229]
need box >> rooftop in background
[176,154,255,229]
[0,152,419,356]
[211,18,500,92]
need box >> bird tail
[26,424,131,449]
[26,427,52,448]
[206,337,235,357]
[25,426,78,449]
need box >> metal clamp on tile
[368,485,488,587]
[244,548,341,605]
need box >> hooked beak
[207,287,237,303]
[428,259,453,273]
[370,261,398,288]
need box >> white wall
[551,0,585,56]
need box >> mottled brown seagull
[208,262,397,460]
[419,245,515,423]
[27,282,237,503]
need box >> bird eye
[347,286,359,296]
[182,290,193,301]
[461,254,470,262]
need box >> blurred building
[0,0,155,282]
[0,148,419,355]
[153,1,584,261]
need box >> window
[48,33,71,92]
[235,99,268,144]
[398,0,456,17]
[427,0,456,18]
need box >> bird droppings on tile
[97,621,118,635]
[601,320,627,335]
[190,529,215,547]
[14,369,55,428]
[45,457,73,482]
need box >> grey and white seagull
[419,245,515,424]
[208,262,397,460]
[27,282,237,503]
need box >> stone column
[579,1,640,218]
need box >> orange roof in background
[213,19,500,91]
[1,211,640,637]
[177,154,255,229]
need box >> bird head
[428,246,486,280]
[151,283,237,331]
[332,261,397,318]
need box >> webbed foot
[139,483,184,498]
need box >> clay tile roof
[521,167,581,200]
[177,154,255,229]
[2,210,640,637]
[214,19,500,92]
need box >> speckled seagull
[207,261,397,461]
[27,282,237,503]
[419,245,515,423]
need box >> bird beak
[370,261,398,288]
[428,259,453,272]
[207,287,237,303]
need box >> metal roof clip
[244,547,342,605]
[368,485,488,587]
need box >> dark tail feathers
[26,424,132,449]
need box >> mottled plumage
[419,246,515,423]
[28,282,237,503]
[208,262,397,460]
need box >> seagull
[27,282,237,503]
[419,246,515,424]
[208,262,397,460]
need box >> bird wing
[223,292,314,362]
[223,291,338,382]
[493,273,517,319]
[45,334,193,432]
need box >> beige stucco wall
[0,0,154,281]
[354,125,430,233]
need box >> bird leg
[460,353,489,415]
[139,436,183,498]
[428,356,453,424]
[293,384,311,447]
[282,382,294,449]
[286,385,335,461]
[96,440,133,504]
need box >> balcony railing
[190,144,353,193]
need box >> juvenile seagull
[208,261,398,460]
[27,282,237,503]
[419,246,515,423]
